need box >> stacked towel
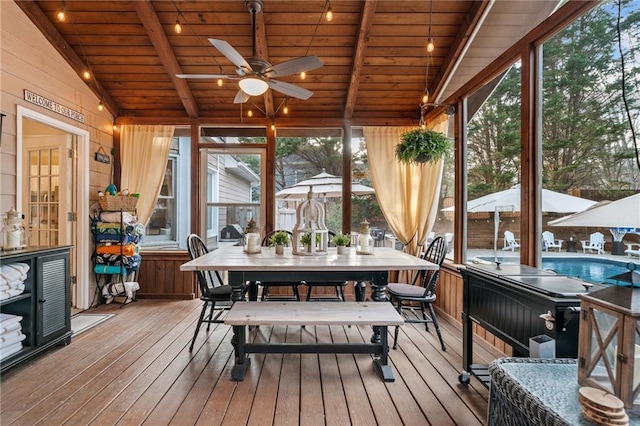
[0,263,30,300]
[0,313,25,360]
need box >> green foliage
[300,232,321,246]
[268,231,289,246]
[332,233,350,246]
[395,128,452,164]
[300,232,312,246]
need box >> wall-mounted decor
[94,147,111,164]
[23,90,85,123]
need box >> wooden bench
[224,301,404,382]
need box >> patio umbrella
[442,184,597,213]
[442,185,597,263]
[548,193,640,244]
[275,170,375,200]
[548,193,640,228]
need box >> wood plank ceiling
[16,0,560,127]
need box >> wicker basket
[99,196,138,211]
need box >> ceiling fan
[176,0,323,104]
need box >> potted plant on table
[332,233,350,254]
[395,127,452,165]
[300,232,313,252]
[269,231,290,255]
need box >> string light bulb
[422,89,429,104]
[283,100,289,115]
[113,124,118,131]
[271,123,276,131]
[326,1,333,22]
[426,0,435,53]
[97,99,104,111]
[247,109,253,118]
[56,8,66,22]
[82,69,91,80]
[174,10,183,34]
[426,37,435,53]
[217,78,223,87]
[300,71,306,80]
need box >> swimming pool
[477,256,639,284]
[541,257,639,284]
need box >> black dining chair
[302,231,348,301]
[186,234,233,351]
[386,235,448,351]
[258,230,301,301]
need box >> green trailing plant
[395,127,452,164]
[269,231,289,246]
[332,233,350,246]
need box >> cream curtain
[363,116,448,257]
[119,124,175,226]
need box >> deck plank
[0,299,492,426]
[273,326,301,426]
[299,327,325,426]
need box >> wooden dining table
[180,245,438,305]
[180,245,438,377]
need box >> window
[464,63,522,263]
[142,129,191,249]
[538,1,639,261]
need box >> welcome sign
[23,90,85,123]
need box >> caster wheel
[458,372,471,385]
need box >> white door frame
[17,105,90,309]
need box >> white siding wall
[0,1,114,212]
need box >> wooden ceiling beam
[343,0,377,120]
[14,0,121,116]
[430,0,492,103]
[254,9,275,119]
[133,0,199,118]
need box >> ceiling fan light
[239,77,269,96]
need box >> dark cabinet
[1,246,71,373]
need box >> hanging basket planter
[395,128,452,165]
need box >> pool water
[478,256,639,284]
[541,258,637,285]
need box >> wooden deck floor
[1,299,498,425]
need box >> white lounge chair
[503,231,520,251]
[625,243,640,258]
[542,231,563,252]
[581,232,605,254]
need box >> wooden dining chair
[386,236,448,350]
[186,234,233,351]
[302,231,348,301]
[258,230,301,301]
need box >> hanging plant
[395,128,452,164]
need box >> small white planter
[336,245,347,254]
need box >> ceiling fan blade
[209,38,252,73]
[176,74,237,79]
[233,90,251,104]
[268,80,313,100]
[264,56,323,78]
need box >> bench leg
[231,325,251,381]
[373,326,394,382]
